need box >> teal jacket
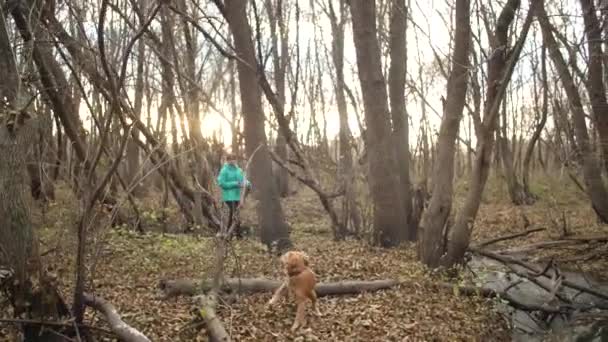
[217,163,250,202]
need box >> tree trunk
[350,0,405,247]
[328,0,361,238]
[0,12,69,341]
[224,0,291,250]
[125,23,145,196]
[523,45,548,197]
[52,112,64,181]
[444,0,531,266]
[177,0,217,227]
[388,0,414,240]
[499,99,532,205]
[25,102,55,202]
[267,0,290,198]
[603,0,608,96]
[229,59,240,155]
[580,0,608,175]
[538,1,608,222]
[418,0,471,267]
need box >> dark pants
[225,201,243,239]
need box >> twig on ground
[475,227,546,248]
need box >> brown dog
[268,250,321,331]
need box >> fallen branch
[83,293,151,342]
[158,278,399,298]
[475,227,546,248]
[194,294,229,342]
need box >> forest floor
[3,172,608,341]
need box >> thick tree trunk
[418,0,471,267]
[350,0,405,247]
[389,0,414,240]
[0,13,69,341]
[538,1,608,222]
[224,0,291,249]
[0,126,69,340]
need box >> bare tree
[221,0,292,249]
[442,0,533,266]
[498,96,533,205]
[267,0,290,197]
[538,0,608,222]
[388,0,414,240]
[418,0,471,267]
[324,0,362,238]
[522,43,548,197]
[124,13,146,196]
[350,0,408,247]
[420,0,533,267]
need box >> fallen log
[158,278,399,299]
[83,293,151,342]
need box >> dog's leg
[268,281,287,305]
[310,290,321,316]
[291,298,307,331]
